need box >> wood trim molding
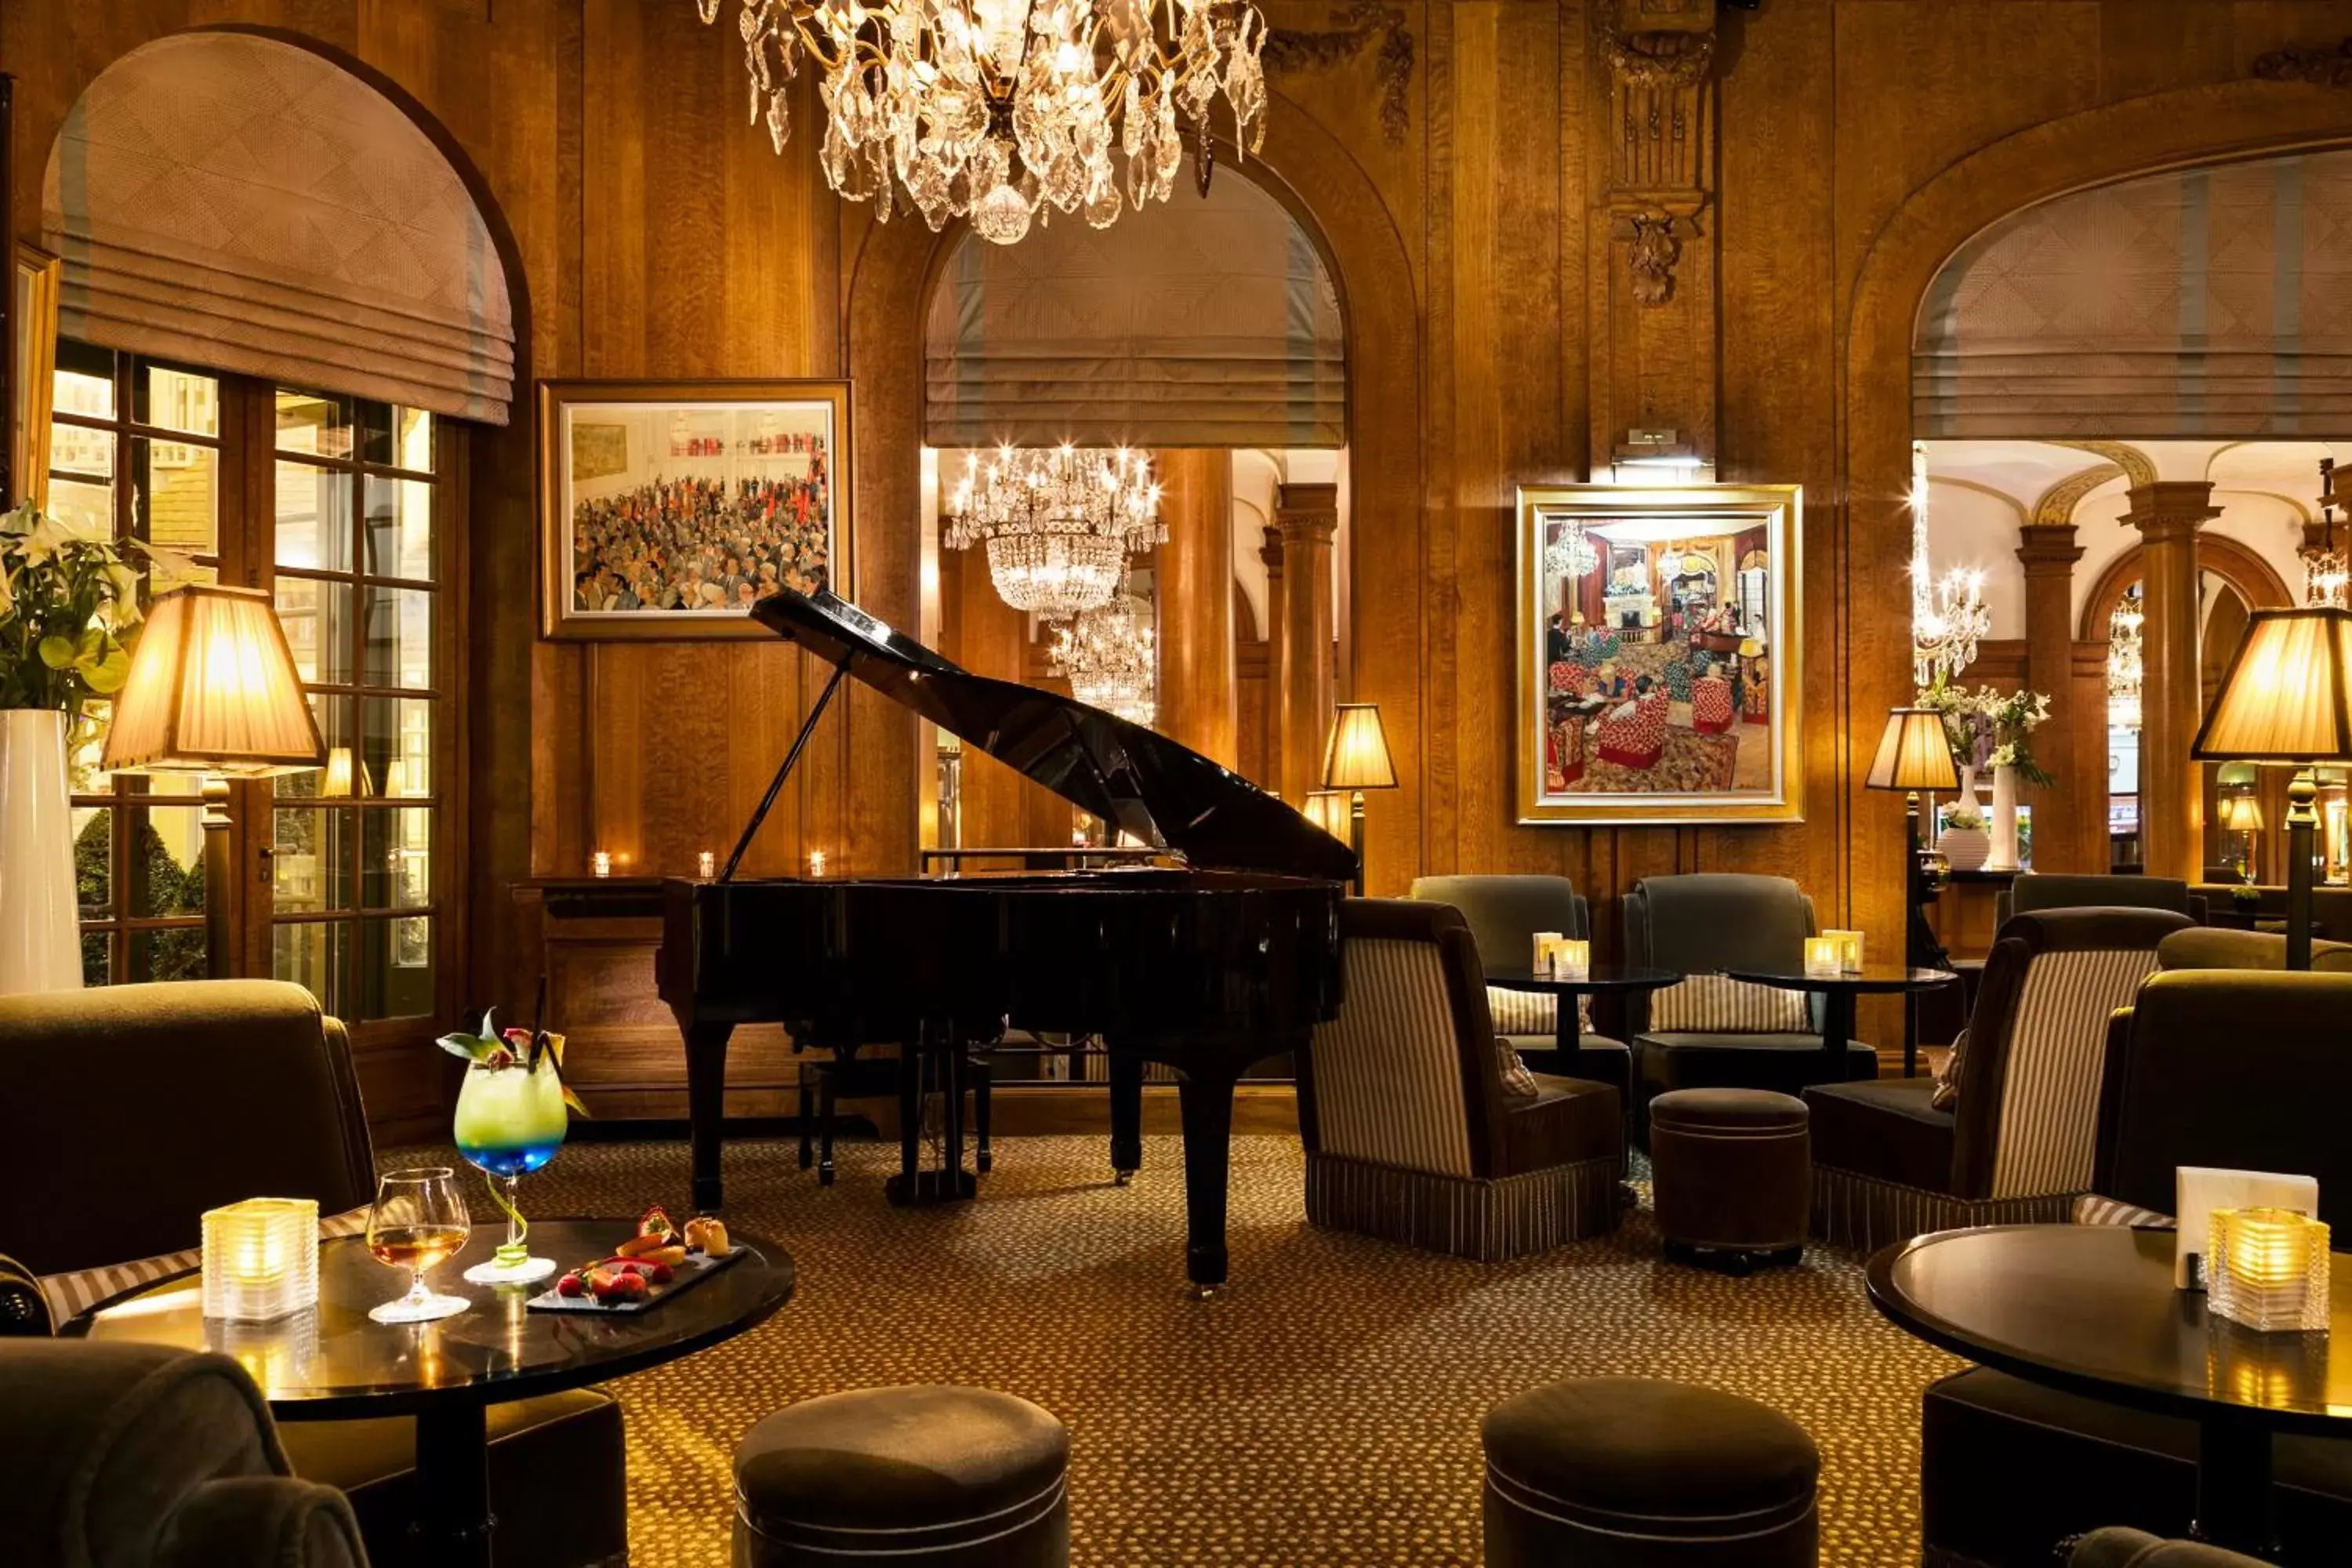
[2076,532,2295,642]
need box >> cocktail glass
[455,1054,570,1285]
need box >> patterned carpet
[390,1133,1962,1566]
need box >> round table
[1484,964,1682,1077]
[1722,964,1957,1081]
[1867,1224,2352,1559]
[73,1219,794,1568]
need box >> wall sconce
[1608,427,1714,487]
[1822,929,1864,973]
[2208,1207,2330,1334]
[201,1198,318,1322]
[1804,936,1845,979]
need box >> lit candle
[201,1198,318,1322]
[1555,938,1590,981]
[1823,928,1864,973]
[1804,936,1845,979]
[808,849,827,878]
[1532,931,1563,975]
[2209,1207,2331,1334]
[591,851,612,879]
[697,850,717,880]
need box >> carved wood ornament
[1264,3,1415,146]
[1600,9,1715,309]
[2252,38,2352,86]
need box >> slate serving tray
[524,1244,749,1314]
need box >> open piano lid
[753,588,1359,883]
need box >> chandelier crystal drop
[1908,442,1991,688]
[944,445,1164,618]
[1050,593,1157,724]
[2107,590,2144,733]
[2312,458,2349,609]
[696,0,1270,245]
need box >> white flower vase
[0,710,85,994]
[1986,762,2021,873]
[1938,765,1990,872]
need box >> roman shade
[1915,149,2352,438]
[42,33,515,426]
[924,172,1345,448]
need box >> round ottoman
[1648,1087,1809,1272]
[734,1385,1069,1567]
[1483,1377,1819,1566]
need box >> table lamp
[1301,789,1350,842]
[100,585,326,976]
[1322,704,1396,897]
[2218,793,2264,884]
[1866,707,1960,971]
[2192,605,2352,970]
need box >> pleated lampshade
[2193,606,2352,762]
[101,585,325,776]
[1322,704,1397,791]
[1301,789,1350,838]
[1864,707,1960,793]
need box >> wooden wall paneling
[1156,448,1239,768]
[1414,0,1460,884]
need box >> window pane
[74,808,112,916]
[280,695,356,800]
[356,916,434,1021]
[362,698,433,798]
[357,403,434,471]
[275,577,354,685]
[275,460,353,572]
[54,339,116,419]
[276,390,353,459]
[81,930,113,988]
[70,711,114,796]
[362,586,433,689]
[364,476,433,581]
[274,920,349,1017]
[362,808,432,909]
[135,438,219,559]
[126,806,206,918]
[129,927,209,984]
[133,363,220,437]
[46,474,115,542]
[49,424,115,540]
[273,808,354,913]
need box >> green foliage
[72,810,207,984]
[0,505,149,724]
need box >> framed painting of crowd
[1514,484,1803,826]
[539,379,851,640]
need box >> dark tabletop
[1485,964,1682,993]
[72,1220,794,1420]
[1726,964,1958,994]
[1867,1225,2352,1437]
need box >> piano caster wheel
[1189,1283,1221,1302]
[1113,1169,1135,1187]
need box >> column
[2015,524,2087,871]
[1156,449,1237,768]
[1276,483,1340,806]
[2122,481,2220,883]
[1259,524,1287,794]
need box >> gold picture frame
[13,245,61,511]
[539,378,853,641]
[1515,483,1803,826]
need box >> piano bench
[735,1385,1069,1567]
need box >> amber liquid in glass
[368,1224,470,1272]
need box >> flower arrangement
[1915,677,2056,788]
[0,506,152,721]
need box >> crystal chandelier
[944,445,1164,618]
[1543,517,1598,580]
[2107,588,2143,733]
[696,0,1270,245]
[1909,442,1990,687]
[1050,593,1157,724]
[2312,458,2349,608]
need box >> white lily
[16,514,72,568]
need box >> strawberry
[556,1274,585,1298]
[610,1272,648,1301]
[646,1261,674,1284]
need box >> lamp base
[201,776,232,980]
[1348,790,1367,898]
[2288,771,2318,972]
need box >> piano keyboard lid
[752,588,1359,884]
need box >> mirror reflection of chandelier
[1050,593,1157,724]
[2107,587,2143,732]
[694,0,1270,245]
[945,445,1164,618]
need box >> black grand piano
[657,587,1357,1293]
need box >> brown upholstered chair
[1409,873,1629,1098]
[2153,925,2352,972]
[1994,872,2209,927]
[1298,899,1622,1261]
[1803,909,2188,1254]
[0,981,628,1568]
[0,1339,370,1568]
[1920,971,2352,1568]
[2067,1530,2270,1568]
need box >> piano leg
[684,1020,735,1214]
[1108,1047,1144,1185]
[1174,1065,1240,1298]
[895,1043,920,1194]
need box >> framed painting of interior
[539,379,851,640]
[1515,484,1802,825]
[13,245,61,510]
